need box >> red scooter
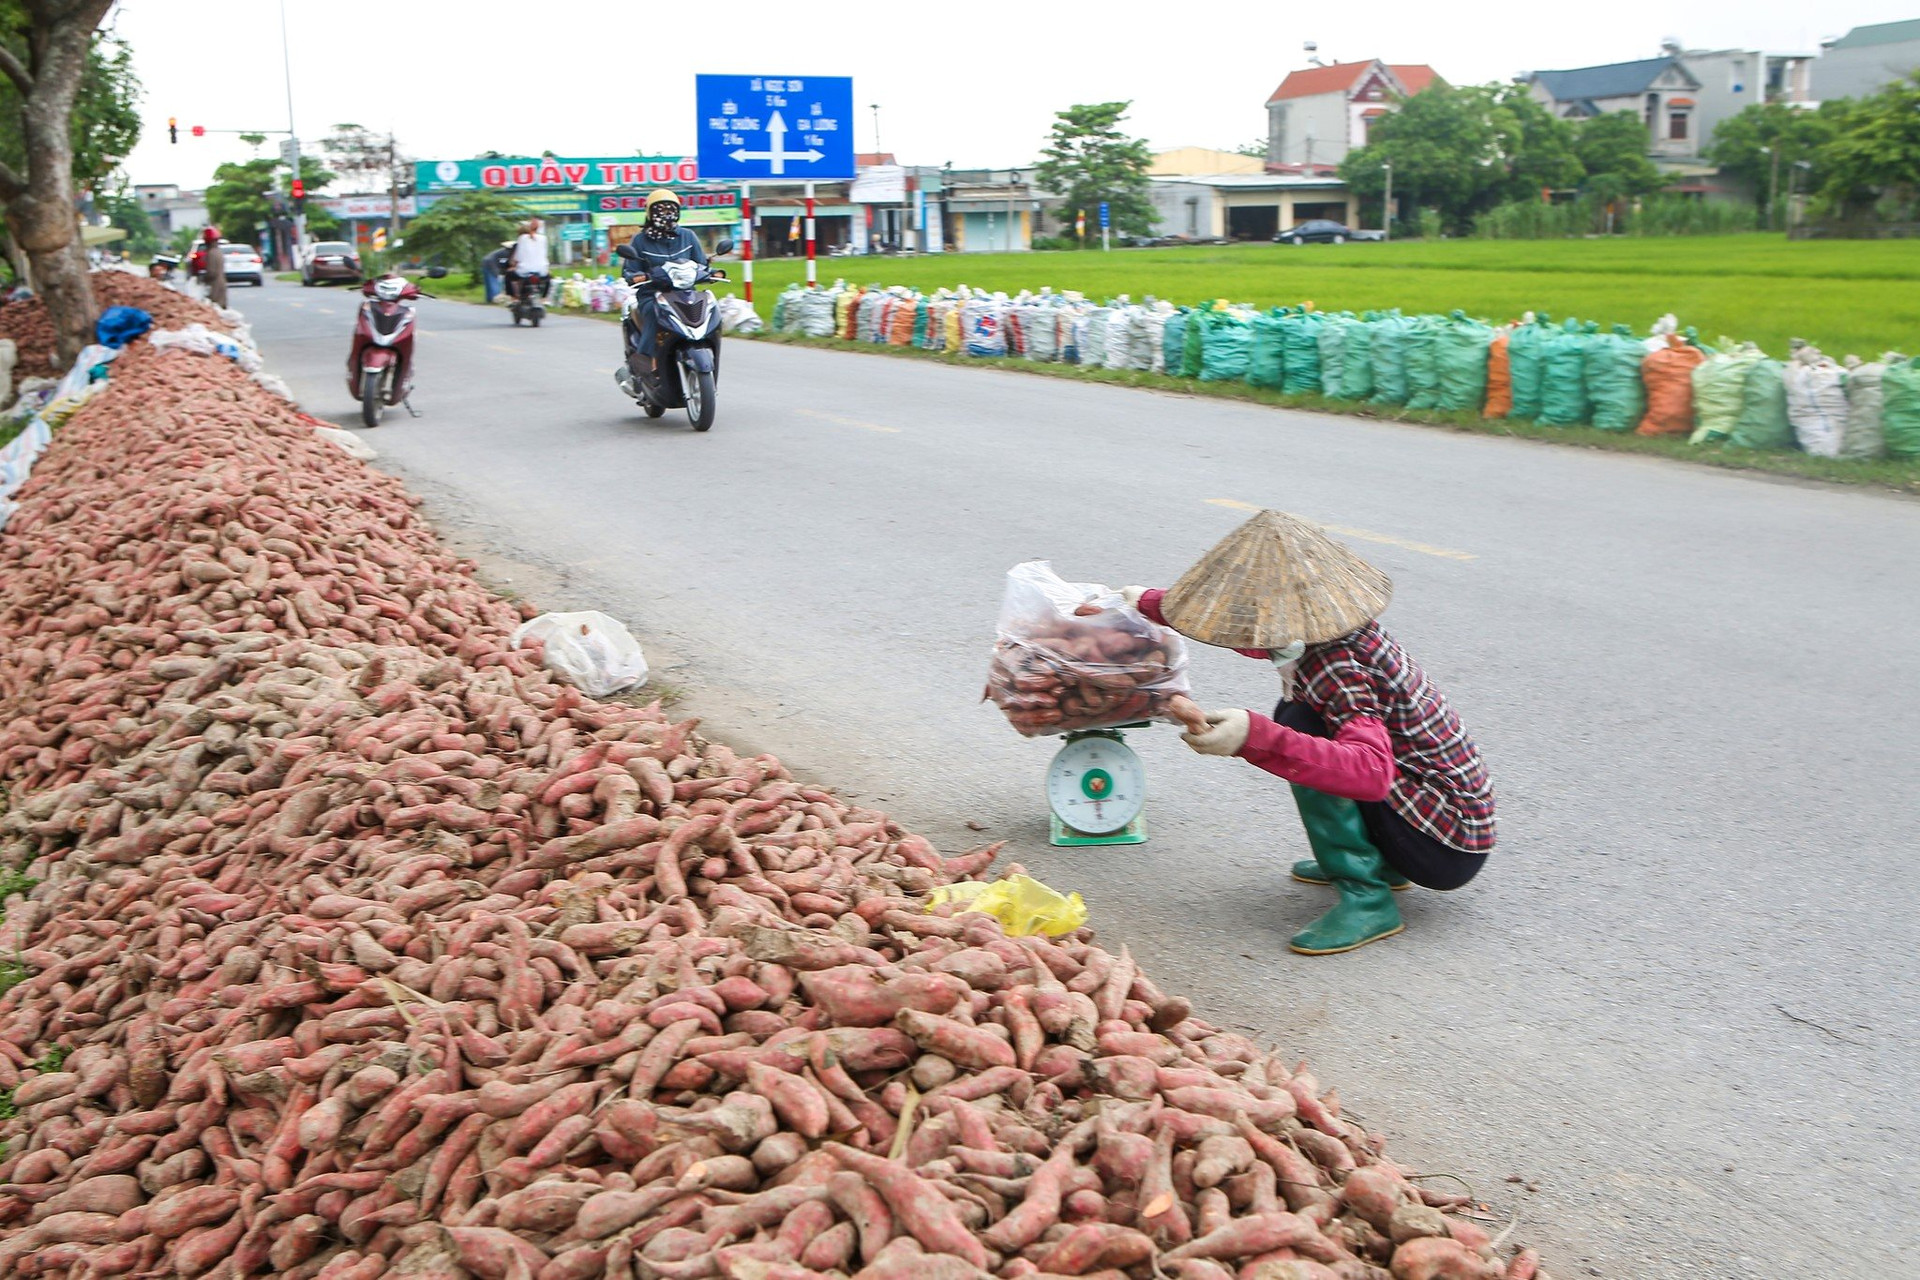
[345,267,446,427]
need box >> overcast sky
[110,1,1916,193]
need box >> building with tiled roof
[1264,60,1444,168]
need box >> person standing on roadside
[1107,509,1495,955]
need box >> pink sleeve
[1236,712,1397,802]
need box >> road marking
[314,306,335,315]
[1205,498,1477,562]
[796,407,900,434]
[486,344,521,355]
[288,301,306,309]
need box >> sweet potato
[1388,1237,1500,1280]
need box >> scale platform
[1047,725,1150,847]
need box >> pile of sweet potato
[985,621,1195,739]
[0,348,1542,1279]
[0,272,231,374]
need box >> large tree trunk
[0,1,116,369]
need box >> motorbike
[613,240,732,432]
[346,266,447,428]
[509,272,547,327]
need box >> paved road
[243,279,1918,1278]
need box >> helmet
[645,188,681,211]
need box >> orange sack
[1483,331,1513,419]
[1637,334,1707,435]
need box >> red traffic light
[290,179,305,200]
[191,124,205,137]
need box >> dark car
[302,241,363,286]
[1273,220,1384,245]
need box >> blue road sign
[696,75,855,181]
[1099,202,1110,229]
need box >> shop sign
[416,156,702,192]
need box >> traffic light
[168,117,178,144]
[191,125,204,138]
[290,178,305,200]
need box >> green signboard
[416,190,593,216]
[559,223,592,242]
[417,156,702,193]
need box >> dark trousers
[1274,700,1486,891]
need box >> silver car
[219,242,265,286]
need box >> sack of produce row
[766,282,1920,462]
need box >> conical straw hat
[1160,510,1392,649]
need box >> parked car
[219,242,265,285]
[1273,220,1384,245]
[302,241,363,286]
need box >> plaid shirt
[1296,622,1496,854]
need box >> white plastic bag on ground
[719,295,763,333]
[511,610,649,698]
[150,324,262,372]
[312,425,378,460]
[51,343,119,403]
[1782,342,1848,458]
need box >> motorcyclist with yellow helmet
[617,189,710,394]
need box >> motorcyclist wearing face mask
[1106,509,1495,956]
[618,190,708,389]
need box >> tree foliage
[206,155,335,246]
[1034,102,1154,240]
[398,190,527,268]
[98,187,157,253]
[322,123,412,196]
[1572,112,1665,202]
[0,16,139,194]
[1704,100,1846,206]
[1817,72,1920,216]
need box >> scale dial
[1046,734,1147,836]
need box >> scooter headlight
[374,278,406,302]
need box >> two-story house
[1812,19,1920,100]
[1524,56,1705,158]
[1264,60,1443,169]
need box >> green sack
[1434,310,1493,413]
[1507,316,1549,420]
[913,301,930,348]
[1280,312,1324,395]
[1247,313,1286,388]
[1538,320,1593,426]
[1163,312,1188,373]
[1729,359,1794,450]
[1337,320,1374,400]
[1199,310,1255,382]
[1883,358,1920,459]
[1368,312,1412,406]
[1586,324,1648,432]
[1317,316,1350,397]
[1404,316,1443,411]
[1690,342,1764,443]
[1180,304,1210,378]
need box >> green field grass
[717,235,1920,361]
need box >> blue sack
[95,306,153,348]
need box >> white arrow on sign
[728,112,823,175]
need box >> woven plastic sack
[1247,313,1286,388]
[1782,343,1848,457]
[1879,357,1920,459]
[1337,321,1374,400]
[1142,311,1169,374]
[772,284,803,332]
[1279,312,1323,395]
[1317,316,1350,397]
[1507,317,1549,421]
[1125,308,1159,372]
[1368,312,1412,406]
[1729,359,1793,450]
[1435,312,1494,413]
[1080,308,1111,367]
[1180,305,1210,378]
[1839,354,1898,459]
[1537,321,1594,426]
[799,289,838,337]
[961,299,1007,357]
[1636,335,1705,436]
[1162,313,1188,374]
[1690,341,1764,443]
[1586,325,1647,432]
[1102,305,1136,371]
[1484,331,1512,418]
[943,304,962,352]
[1402,316,1443,410]
[833,288,858,338]
[888,299,915,346]
[1027,307,1059,362]
[1199,309,1254,383]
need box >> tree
[323,122,410,198]
[1704,100,1845,214]
[398,190,527,270]
[1818,73,1920,218]
[206,154,334,248]
[1486,85,1583,205]
[98,187,157,254]
[1340,84,1508,231]
[1572,112,1664,202]
[0,0,122,367]
[1034,102,1155,241]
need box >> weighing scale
[1046,725,1150,846]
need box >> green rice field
[722,235,1920,361]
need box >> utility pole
[1382,160,1393,239]
[387,132,401,247]
[280,0,306,262]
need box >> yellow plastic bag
[927,874,1086,938]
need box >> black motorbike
[613,240,731,431]
[509,272,547,327]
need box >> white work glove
[1182,708,1250,757]
[1120,585,1146,610]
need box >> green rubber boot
[1286,785,1405,955]
[1291,859,1411,891]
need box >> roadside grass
[741,330,1920,494]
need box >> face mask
[1268,640,1306,669]
[646,207,680,237]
